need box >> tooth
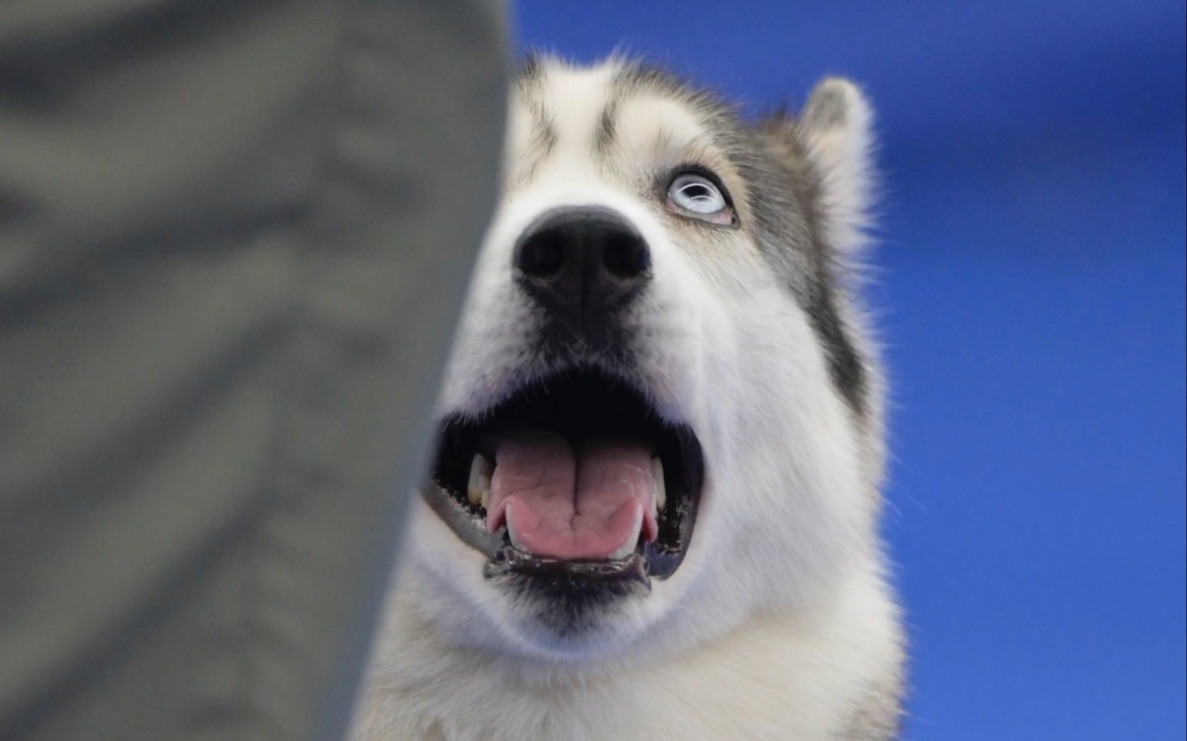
[467,453,493,508]
[651,457,666,512]
[609,505,644,560]
[505,501,525,549]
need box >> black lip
[422,483,504,560]
[484,548,649,585]
[423,366,705,582]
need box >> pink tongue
[486,430,659,560]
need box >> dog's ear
[798,78,876,256]
[759,78,876,257]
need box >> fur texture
[352,56,904,740]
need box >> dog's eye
[667,172,735,226]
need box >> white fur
[352,58,902,740]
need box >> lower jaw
[422,484,695,582]
[483,547,650,584]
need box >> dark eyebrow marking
[594,95,619,154]
[529,103,558,160]
[510,57,559,184]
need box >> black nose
[514,208,651,325]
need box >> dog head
[405,56,885,665]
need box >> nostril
[517,229,566,279]
[603,233,650,278]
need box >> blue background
[512,2,1186,739]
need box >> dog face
[405,57,884,665]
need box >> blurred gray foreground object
[0,1,508,738]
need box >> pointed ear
[798,77,876,256]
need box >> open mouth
[425,367,705,585]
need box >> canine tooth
[609,505,645,560]
[651,457,666,511]
[467,453,493,507]
[505,502,525,549]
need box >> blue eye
[667,172,735,225]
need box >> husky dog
[353,56,905,740]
